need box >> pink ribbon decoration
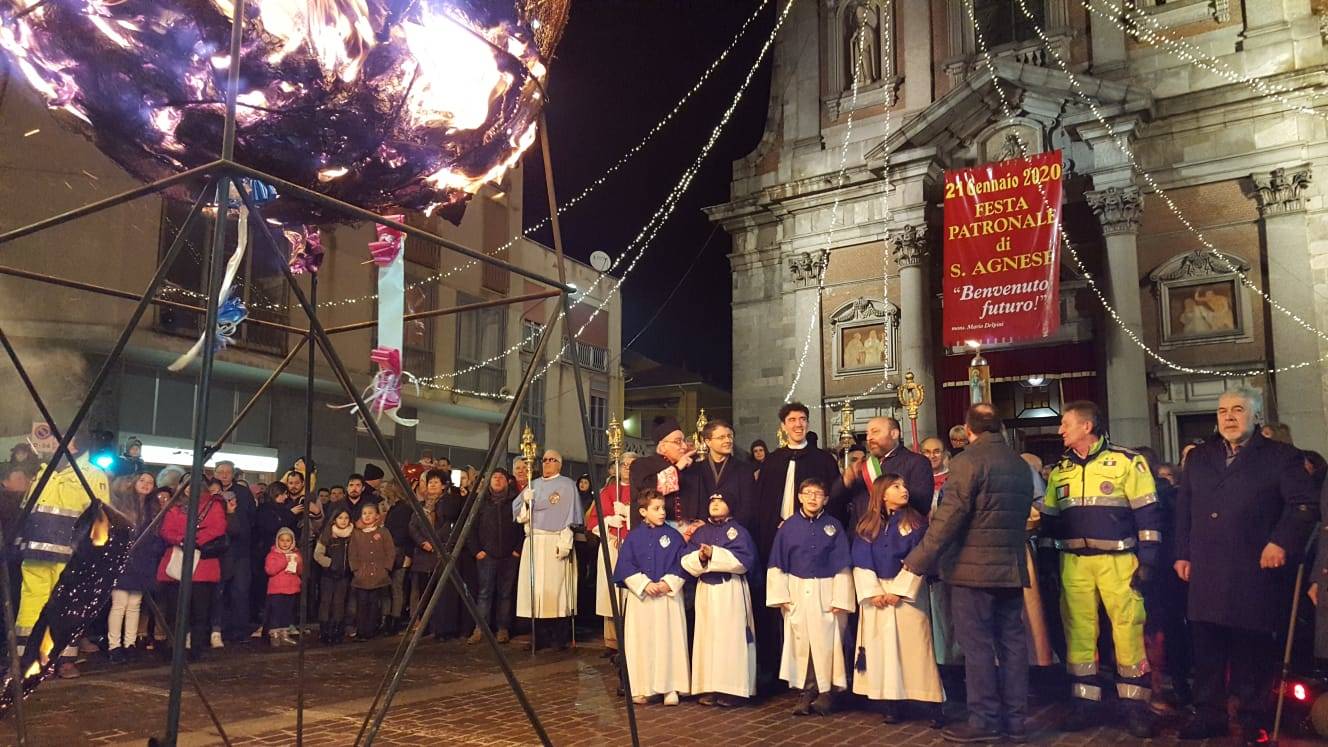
[330,346,419,427]
[285,226,324,274]
[367,216,405,267]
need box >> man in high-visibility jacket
[15,434,108,679]
[1042,401,1161,738]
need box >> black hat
[651,416,683,443]
[363,464,385,481]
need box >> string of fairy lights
[966,0,1328,377]
[1084,0,1328,120]
[804,6,899,414]
[780,20,867,404]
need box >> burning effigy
[0,499,133,714]
[0,0,568,220]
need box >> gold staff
[898,371,927,452]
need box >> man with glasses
[630,416,697,536]
[681,419,757,535]
[513,449,581,651]
[752,402,840,696]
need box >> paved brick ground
[3,633,1321,745]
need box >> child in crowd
[767,477,854,716]
[315,506,354,645]
[349,503,394,641]
[264,527,302,647]
[613,490,689,706]
[682,492,758,706]
[851,474,944,722]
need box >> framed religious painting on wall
[829,297,899,378]
[1149,251,1253,350]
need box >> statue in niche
[845,1,881,89]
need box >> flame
[90,508,110,547]
[0,0,562,219]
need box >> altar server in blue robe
[614,490,690,705]
[682,492,758,705]
[851,473,945,723]
[766,477,855,716]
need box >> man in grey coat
[904,403,1034,743]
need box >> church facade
[707,0,1328,464]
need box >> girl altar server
[851,473,944,722]
[613,489,690,705]
[682,492,758,706]
[766,477,854,716]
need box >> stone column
[890,224,936,439]
[1252,165,1328,448]
[1085,186,1151,447]
[785,249,828,411]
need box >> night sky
[523,0,776,390]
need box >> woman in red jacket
[156,479,228,660]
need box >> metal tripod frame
[0,1,641,744]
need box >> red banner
[942,150,1063,346]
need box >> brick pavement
[1,634,1318,746]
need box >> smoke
[0,344,92,442]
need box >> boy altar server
[767,477,855,716]
[613,490,690,705]
[682,492,758,706]
[851,473,945,722]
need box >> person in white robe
[613,491,689,705]
[513,450,580,650]
[681,492,758,705]
[766,477,854,716]
[850,474,945,722]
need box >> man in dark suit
[831,416,933,526]
[1175,387,1318,743]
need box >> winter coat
[383,501,414,567]
[219,481,256,554]
[469,486,523,559]
[156,494,228,584]
[904,432,1035,589]
[1178,432,1318,633]
[409,490,464,575]
[315,529,352,576]
[349,525,394,589]
[116,504,163,592]
[264,545,303,595]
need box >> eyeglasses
[542,457,560,463]
[661,438,686,447]
[799,491,826,499]
[708,434,734,441]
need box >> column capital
[1085,186,1143,237]
[889,224,929,268]
[786,249,828,289]
[1251,165,1313,217]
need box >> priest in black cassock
[630,416,697,533]
[681,418,757,534]
[831,416,934,527]
[751,402,840,695]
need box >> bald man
[513,449,581,650]
[831,416,934,526]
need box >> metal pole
[295,271,316,745]
[1272,530,1318,742]
[165,3,244,734]
[204,336,308,453]
[323,290,561,335]
[537,111,639,744]
[234,188,554,747]
[163,175,231,747]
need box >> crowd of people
[0,384,1321,745]
[573,390,1322,745]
